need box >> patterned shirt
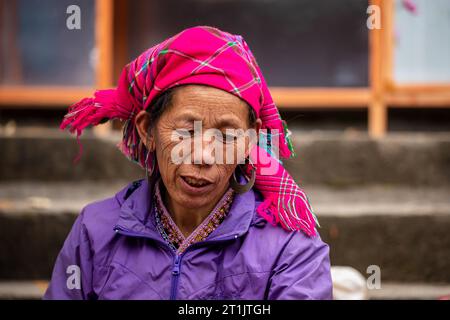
[153,179,235,254]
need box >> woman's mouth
[179,175,214,194]
[183,176,210,187]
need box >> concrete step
[0,181,127,280]
[0,280,448,300]
[0,281,48,300]
[0,128,142,182]
[285,130,450,187]
[306,185,450,283]
[1,128,450,186]
[1,182,449,282]
[367,283,450,300]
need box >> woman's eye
[175,129,193,139]
[220,133,238,143]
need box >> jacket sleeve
[43,208,95,300]
[267,232,333,300]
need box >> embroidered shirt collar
[153,178,235,254]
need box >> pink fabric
[402,0,418,14]
[60,26,318,236]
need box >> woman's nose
[192,134,216,165]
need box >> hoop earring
[229,159,256,194]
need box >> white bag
[331,266,368,300]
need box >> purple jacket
[44,179,332,300]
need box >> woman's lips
[179,175,215,195]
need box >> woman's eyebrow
[215,116,241,129]
[173,111,202,123]
[173,112,241,128]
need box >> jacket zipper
[114,226,241,300]
[170,255,181,300]
[168,235,240,300]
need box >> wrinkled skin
[135,85,261,236]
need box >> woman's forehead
[172,84,247,105]
[166,85,250,125]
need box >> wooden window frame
[1,0,449,138]
[369,0,450,136]
[382,0,450,107]
[0,0,114,107]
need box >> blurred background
[0,0,449,299]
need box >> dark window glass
[127,0,369,87]
[0,0,95,86]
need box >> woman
[44,26,332,300]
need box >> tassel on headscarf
[247,146,318,237]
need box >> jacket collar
[115,178,259,242]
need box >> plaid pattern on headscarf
[60,26,319,237]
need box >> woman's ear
[135,110,155,152]
[254,118,262,136]
[244,118,262,160]
[251,118,262,147]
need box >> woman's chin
[174,177,219,208]
[177,195,212,210]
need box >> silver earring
[230,159,256,194]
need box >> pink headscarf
[60,26,319,237]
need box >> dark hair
[147,86,257,128]
[148,88,176,126]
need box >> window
[394,0,450,84]
[0,0,95,86]
[126,0,369,87]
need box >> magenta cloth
[60,26,318,236]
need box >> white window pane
[394,0,450,84]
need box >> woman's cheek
[218,164,237,183]
[155,130,181,184]
[156,127,178,159]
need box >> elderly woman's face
[138,85,260,210]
